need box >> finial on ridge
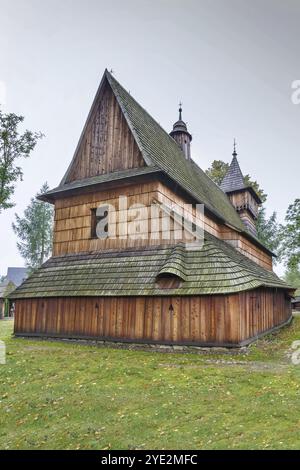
[179,101,182,121]
[233,138,237,157]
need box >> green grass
[1,319,300,450]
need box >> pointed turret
[221,141,262,236]
[169,103,192,160]
[220,140,245,192]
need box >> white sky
[0,0,299,277]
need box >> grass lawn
[1,318,300,450]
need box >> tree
[256,207,281,258]
[12,183,53,270]
[279,199,300,270]
[205,160,229,186]
[284,266,300,294]
[243,175,267,203]
[0,109,43,211]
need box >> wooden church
[11,69,293,347]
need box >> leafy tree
[279,199,300,270]
[206,160,229,186]
[0,109,43,211]
[244,175,267,203]
[256,207,281,259]
[284,266,300,295]
[12,183,53,270]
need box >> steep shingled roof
[10,231,289,300]
[220,155,245,193]
[104,71,246,232]
[6,267,28,286]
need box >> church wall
[13,288,291,347]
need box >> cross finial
[233,138,237,157]
[179,101,183,120]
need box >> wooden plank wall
[238,289,291,341]
[14,289,291,346]
[66,82,145,183]
[53,181,194,255]
[229,191,259,219]
[53,179,273,271]
[220,226,273,270]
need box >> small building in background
[292,295,300,312]
[0,281,16,318]
[0,268,28,318]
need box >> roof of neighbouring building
[6,267,28,287]
[0,280,16,299]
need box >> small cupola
[220,141,262,236]
[169,103,192,160]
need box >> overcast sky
[0,0,299,276]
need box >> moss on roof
[39,167,161,200]
[10,232,289,300]
[105,71,246,232]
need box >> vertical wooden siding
[66,82,145,183]
[14,289,291,346]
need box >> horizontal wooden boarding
[52,180,273,271]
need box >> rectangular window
[91,208,97,239]
[90,207,109,239]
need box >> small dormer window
[155,274,182,289]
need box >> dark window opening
[91,207,108,239]
[156,274,182,289]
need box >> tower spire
[233,138,237,157]
[220,142,262,236]
[179,102,182,121]
[169,103,192,160]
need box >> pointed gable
[220,155,245,193]
[62,73,145,184]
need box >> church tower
[220,141,262,236]
[169,103,192,160]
